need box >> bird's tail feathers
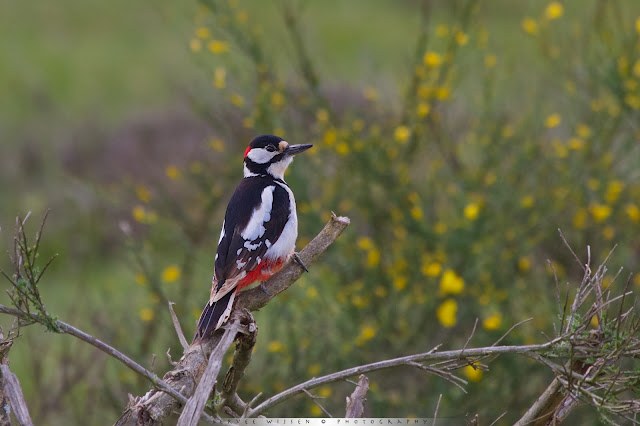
[193,291,235,342]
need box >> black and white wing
[210,176,292,302]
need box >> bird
[193,135,313,341]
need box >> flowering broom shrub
[110,0,640,421]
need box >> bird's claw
[260,282,272,296]
[293,252,309,272]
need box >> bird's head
[243,135,313,180]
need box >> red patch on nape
[244,146,252,158]
[236,258,285,291]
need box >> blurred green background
[2,0,640,424]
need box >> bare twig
[303,389,332,418]
[221,310,257,415]
[247,339,563,417]
[433,394,442,426]
[168,301,189,350]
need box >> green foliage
[110,0,640,420]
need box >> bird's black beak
[284,144,313,157]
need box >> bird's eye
[265,145,276,152]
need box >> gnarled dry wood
[114,215,350,425]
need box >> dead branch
[220,310,257,412]
[235,214,351,312]
[115,215,350,423]
[247,339,563,417]
[177,320,240,426]
[345,374,368,418]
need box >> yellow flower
[367,249,381,267]
[587,178,600,190]
[518,257,531,272]
[590,203,612,222]
[545,113,561,128]
[270,92,285,108]
[236,10,249,23]
[605,180,624,203]
[229,93,244,107]
[139,308,154,322]
[316,108,329,123]
[306,286,318,299]
[136,185,151,203]
[437,299,457,327]
[336,143,350,156]
[464,364,483,382]
[323,128,337,145]
[634,60,640,78]
[545,2,564,20]
[417,102,430,117]
[455,31,468,46]
[436,87,450,100]
[576,123,591,139]
[410,206,423,220]
[422,262,442,277]
[356,325,377,345]
[636,17,640,35]
[268,340,285,353]
[165,165,180,180]
[213,67,226,89]
[440,269,464,295]
[521,17,538,35]
[520,195,534,208]
[603,226,615,241]
[363,87,378,101]
[195,27,211,39]
[208,40,229,54]
[434,221,447,234]
[162,265,181,283]
[209,138,225,152]
[484,172,497,185]
[189,39,202,52]
[308,364,321,376]
[573,208,587,229]
[310,405,322,416]
[423,51,442,68]
[352,119,365,132]
[464,202,480,221]
[568,137,584,150]
[435,25,449,37]
[135,273,147,286]
[357,236,374,251]
[394,125,411,143]
[374,286,387,297]
[625,204,640,222]
[317,386,332,398]
[484,54,497,68]
[483,313,502,330]
[132,205,146,223]
[393,276,407,291]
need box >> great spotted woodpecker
[194,135,312,341]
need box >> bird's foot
[293,252,309,272]
[260,282,272,296]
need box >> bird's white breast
[265,181,297,260]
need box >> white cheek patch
[247,147,277,164]
[267,156,293,180]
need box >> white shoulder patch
[241,185,275,241]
